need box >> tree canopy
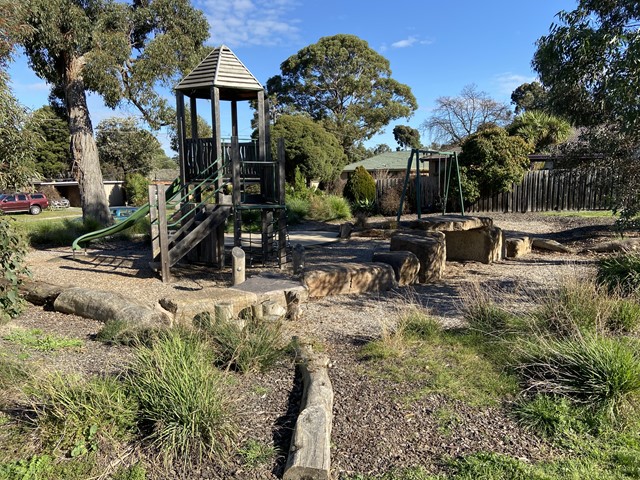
[459,127,533,203]
[393,125,421,150]
[510,82,549,115]
[533,1,640,226]
[96,117,160,180]
[533,1,640,132]
[266,34,418,162]
[270,114,347,184]
[28,106,71,179]
[507,111,573,153]
[421,84,512,145]
[0,74,37,191]
[19,0,209,224]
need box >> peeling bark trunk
[64,55,112,225]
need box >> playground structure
[73,46,287,282]
[397,148,465,220]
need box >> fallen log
[283,340,333,480]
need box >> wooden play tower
[151,45,287,282]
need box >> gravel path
[3,212,621,478]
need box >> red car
[0,192,49,215]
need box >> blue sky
[8,0,577,155]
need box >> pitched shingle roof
[176,45,263,100]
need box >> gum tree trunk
[64,55,112,225]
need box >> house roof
[342,149,454,173]
[342,151,413,173]
[175,45,263,101]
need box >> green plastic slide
[71,177,182,251]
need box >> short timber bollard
[293,243,305,274]
[215,302,233,323]
[232,247,245,286]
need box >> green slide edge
[71,177,182,251]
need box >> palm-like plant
[508,110,573,152]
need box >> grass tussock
[95,319,165,347]
[597,253,640,296]
[204,316,286,373]
[127,331,237,466]
[27,374,137,455]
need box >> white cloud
[197,0,301,47]
[494,72,536,96]
[391,36,433,49]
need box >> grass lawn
[3,207,82,223]
[540,209,616,218]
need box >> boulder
[303,263,396,298]
[532,238,573,253]
[444,226,503,263]
[390,232,446,283]
[505,236,532,258]
[54,287,171,326]
[372,251,420,286]
[18,279,66,307]
[159,287,258,327]
[410,215,493,232]
[580,238,640,254]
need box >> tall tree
[270,114,346,184]
[372,144,392,155]
[421,84,512,145]
[0,74,37,191]
[96,117,159,180]
[533,1,640,226]
[510,81,549,115]
[507,111,573,153]
[392,125,421,150]
[20,0,209,224]
[28,106,72,179]
[267,34,418,162]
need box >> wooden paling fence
[376,168,618,214]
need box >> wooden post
[176,92,187,188]
[232,246,245,286]
[277,138,287,267]
[292,243,305,274]
[232,136,242,247]
[157,184,171,283]
[261,209,273,263]
[211,86,222,198]
[149,184,160,260]
[215,302,233,323]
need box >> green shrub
[285,195,311,224]
[0,217,29,322]
[128,331,236,465]
[597,253,640,296]
[123,173,149,207]
[344,166,376,205]
[308,195,351,221]
[205,317,285,373]
[517,336,640,414]
[28,374,137,455]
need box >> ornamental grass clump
[128,331,237,466]
[597,253,640,296]
[517,335,640,415]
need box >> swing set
[396,148,466,222]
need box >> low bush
[285,196,310,224]
[0,218,29,322]
[378,184,407,217]
[205,316,285,373]
[517,335,640,415]
[28,374,137,455]
[128,331,237,465]
[344,166,376,205]
[597,253,640,296]
[308,195,351,221]
[124,173,149,207]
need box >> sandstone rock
[54,287,171,326]
[159,287,258,327]
[303,263,396,298]
[444,226,503,263]
[390,232,446,282]
[18,279,66,307]
[505,236,532,258]
[581,238,640,254]
[410,215,493,232]
[372,251,420,286]
[231,273,305,309]
[339,222,353,239]
[532,238,573,253]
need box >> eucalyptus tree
[267,34,418,162]
[20,0,209,224]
